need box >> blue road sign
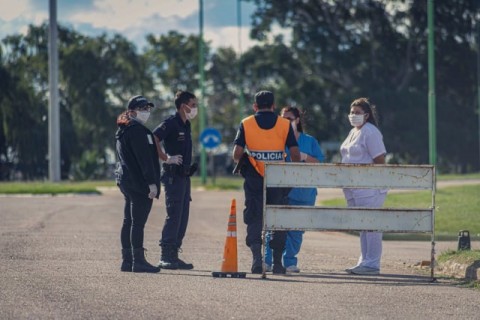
[200,127,222,149]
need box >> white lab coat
[340,122,387,270]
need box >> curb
[437,260,480,282]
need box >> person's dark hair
[254,90,274,109]
[350,97,379,127]
[281,106,304,133]
[175,91,196,109]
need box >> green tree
[143,31,212,147]
[61,32,154,179]
[144,31,206,94]
[0,24,155,180]
[247,0,479,171]
[0,26,49,179]
[208,47,244,144]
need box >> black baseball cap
[254,90,274,107]
[127,95,155,110]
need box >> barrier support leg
[261,229,267,279]
[430,239,437,282]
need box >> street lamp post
[199,0,207,184]
[237,0,246,119]
[48,0,60,181]
[477,4,480,170]
[427,0,436,166]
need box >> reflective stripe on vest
[243,115,290,177]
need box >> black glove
[188,162,198,176]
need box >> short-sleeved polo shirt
[153,113,192,167]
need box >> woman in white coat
[340,98,387,275]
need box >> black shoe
[133,261,161,273]
[251,265,263,274]
[250,244,262,274]
[158,259,179,270]
[272,248,285,274]
[121,248,132,272]
[272,264,286,274]
[174,247,194,270]
[177,258,194,270]
[132,248,161,273]
[121,260,132,272]
[159,244,179,269]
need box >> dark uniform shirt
[234,110,298,149]
[115,119,160,196]
[233,110,296,248]
[153,112,192,168]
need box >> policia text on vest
[249,151,284,161]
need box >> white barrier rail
[262,163,436,279]
[265,206,433,232]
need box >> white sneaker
[350,265,379,275]
[286,265,300,273]
[264,264,272,272]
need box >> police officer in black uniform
[153,91,198,270]
[232,91,301,274]
[115,95,161,273]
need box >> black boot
[158,244,179,269]
[250,244,263,274]
[121,248,132,272]
[272,249,286,274]
[174,247,194,270]
[132,248,161,273]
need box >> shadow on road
[153,268,449,287]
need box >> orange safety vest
[243,115,290,177]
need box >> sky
[0,0,259,52]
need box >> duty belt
[162,163,190,176]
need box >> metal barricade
[262,163,436,279]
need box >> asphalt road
[1,184,479,319]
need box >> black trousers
[160,172,191,248]
[243,169,290,250]
[119,184,153,249]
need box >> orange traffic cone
[212,199,246,278]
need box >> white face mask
[135,111,150,124]
[185,105,198,120]
[348,114,365,127]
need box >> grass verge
[437,172,480,180]
[0,180,115,195]
[0,177,244,194]
[190,176,243,190]
[437,249,480,288]
[320,184,480,240]
[438,249,480,265]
